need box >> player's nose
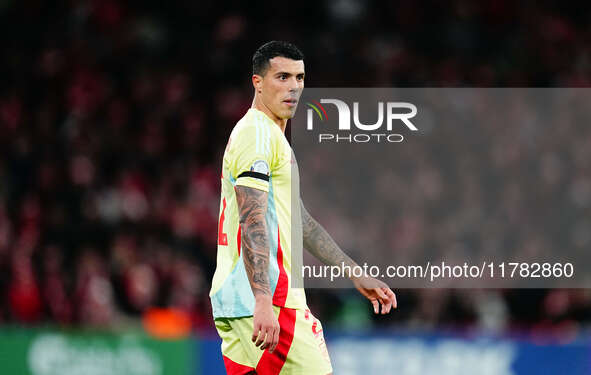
[288,77,302,91]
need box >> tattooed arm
[301,199,397,314]
[300,200,358,273]
[235,185,279,352]
[236,185,271,297]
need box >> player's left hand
[351,276,397,314]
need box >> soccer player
[210,41,397,375]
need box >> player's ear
[252,74,263,94]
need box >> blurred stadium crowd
[1,0,590,340]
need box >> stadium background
[0,0,590,374]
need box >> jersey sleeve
[229,122,275,193]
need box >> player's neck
[251,98,287,133]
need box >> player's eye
[279,74,288,80]
[297,75,304,81]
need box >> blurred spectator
[8,250,43,323]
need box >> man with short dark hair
[210,41,396,375]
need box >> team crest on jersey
[250,160,269,175]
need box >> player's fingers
[375,287,389,301]
[269,325,280,353]
[382,298,392,314]
[377,298,388,314]
[259,328,268,350]
[371,299,379,314]
[252,323,261,343]
[374,288,392,314]
[255,327,266,347]
[261,327,274,350]
[381,288,395,313]
[385,288,397,309]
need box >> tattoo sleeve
[301,199,359,277]
[235,185,271,297]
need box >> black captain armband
[237,171,270,181]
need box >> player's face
[259,57,305,120]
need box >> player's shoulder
[235,109,270,129]
[230,109,280,143]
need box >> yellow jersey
[210,108,307,318]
